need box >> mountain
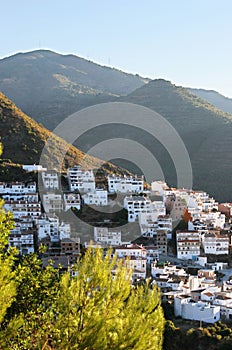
[0,50,148,130]
[118,80,232,201]
[0,92,130,180]
[188,88,232,115]
[0,49,231,201]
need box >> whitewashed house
[115,244,147,259]
[213,294,232,320]
[35,214,71,242]
[36,214,59,241]
[9,229,35,255]
[108,175,144,194]
[139,204,167,224]
[42,170,59,190]
[202,198,218,212]
[202,232,229,255]
[222,281,232,292]
[67,165,95,193]
[124,196,152,222]
[63,193,81,211]
[23,164,47,172]
[59,222,71,240]
[151,180,168,196]
[42,193,63,213]
[82,189,108,206]
[174,296,220,323]
[94,227,122,246]
[4,200,41,219]
[144,246,159,264]
[125,256,147,280]
[188,219,208,235]
[0,182,36,194]
[176,231,200,260]
[199,212,226,230]
[150,201,166,218]
[2,193,39,202]
[139,215,172,238]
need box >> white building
[68,165,95,193]
[63,193,81,211]
[23,164,47,172]
[4,200,41,219]
[9,229,35,255]
[174,296,220,323]
[94,227,122,246]
[202,199,218,212]
[82,189,108,206]
[151,263,187,279]
[145,246,159,264]
[188,219,208,235]
[139,215,172,238]
[213,294,232,320]
[42,193,63,213]
[115,244,147,280]
[202,232,229,255]
[36,214,59,241]
[0,182,36,194]
[139,202,167,226]
[176,231,200,260]
[115,244,147,259]
[42,170,59,189]
[200,212,226,230]
[2,193,39,202]
[150,201,166,218]
[151,180,168,196]
[59,222,71,240]
[35,214,71,242]
[108,175,144,194]
[125,256,147,280]
[124,196,152,222]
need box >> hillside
[0,50,148,129]
[119,80,232,201]
[0,92,130,179]
[188,88,232,114]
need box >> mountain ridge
[188,87,232,115]
[0,49,149,130]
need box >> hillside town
[1,164,232,325]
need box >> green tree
[52,248,164,350]
[2,253,61,349]
[0,247,164,349]
[0,141,16,324]
[4,249,164,349]
[0,199,16,323]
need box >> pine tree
[51,248,164,350]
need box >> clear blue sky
[1,0,232,97]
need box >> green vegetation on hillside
[0,92,132,179]
[121,79,232,201]
[188,88,232,115]
[163,320,232,350]
[0,50,149,129]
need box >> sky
[1,0,232,97]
